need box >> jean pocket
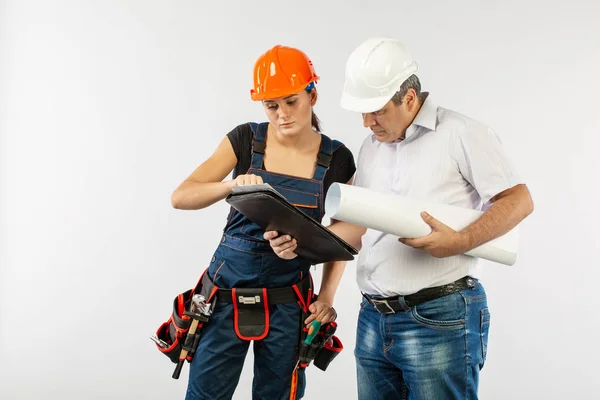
[359,297,369,312]
[410,293,465,329]
[480,307,491,368]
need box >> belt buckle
[371,299,396,314]
[238,295,261,305]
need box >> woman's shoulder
[321,134,356,187]
[228,122,256,137]
[227,122,265,145]
[227,122,262,161]
[319,133,354,158]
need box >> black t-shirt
[226,123,356,195]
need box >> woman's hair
[311,111,321,132]
[307,87,321,132]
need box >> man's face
[361,89,420,143]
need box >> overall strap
[250,122,268,169]
[312,134,341,181]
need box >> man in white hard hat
[265,37,534,399]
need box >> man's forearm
[459,184,534,251]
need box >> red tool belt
[296,294,344,371]
[153,270,218,364]
[200,272,313,341]
[298,320,343,371]
[153,269,343,371]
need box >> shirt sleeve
[226,123,253,178]
[334,145,357,183]
[353,136,373,188]
[453,123,524,206]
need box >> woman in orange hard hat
[171,45,356,399]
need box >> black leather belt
[363,276,478,314]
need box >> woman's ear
[310,89,318,106]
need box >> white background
[1,1,599,399]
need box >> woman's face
[262,89,316,136]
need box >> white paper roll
[324,183,519,266]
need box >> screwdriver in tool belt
[304,320,322,345]
[293,320,322,371]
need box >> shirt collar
[405,93,437,140]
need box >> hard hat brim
[251,78,319,101]
[340,92,394,114]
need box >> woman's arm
[171,137,237,210]
[171,136,262,210]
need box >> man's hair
[390,74,422,105]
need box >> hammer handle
[172,318,200,379]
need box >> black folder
[225,184,358,265]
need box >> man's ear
[405,88,418,111]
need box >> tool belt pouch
[155,288,204,364]
[298,339,320,368]
[313,334,343,371]
[298,320,344,371]
[232,288,269,341]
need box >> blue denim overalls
[185,122,342,400]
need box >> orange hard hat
[250,45,319,101]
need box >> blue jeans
[355,282,490,400]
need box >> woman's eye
[267,104,278,110]
[286,100,297,106]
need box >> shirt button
[211,256,216,263]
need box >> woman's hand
[304,300,337,327]
[226,174,264,189]
[264,231,298,259]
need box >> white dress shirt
[354,94,524,296]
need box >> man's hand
[304,300,337,327]
[264,231,298,259]
[398,211,469,258]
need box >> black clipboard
[225,184,358,265]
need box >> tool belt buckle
[238,295,261,305]
[371,298,396,314]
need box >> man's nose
[362,113,376,128]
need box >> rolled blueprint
[324,183,519,266]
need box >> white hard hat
[340,37,418,113]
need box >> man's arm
[459,183,533,250]
[399,183,534,257]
